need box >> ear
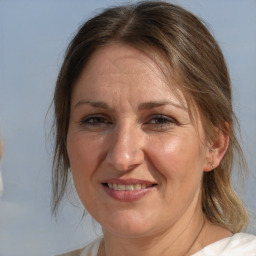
[204,125,229,172]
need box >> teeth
[125,185,134,191]
[107,183,151,191]
[117,184,125,191]
[134,184,141,190]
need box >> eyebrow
[74,100,187,111]
[74,100,112,110]
[138,101,187,111]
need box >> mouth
[101,179,157,202]
[102,183,157,191]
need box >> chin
[100,212,156,238]
[104,224,153,239]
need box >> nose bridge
[106,121,144,171]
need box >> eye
[79,114,112,129]
[149,115,173,124]
[81,116,108,124]
[146,114,177,130]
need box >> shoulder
[193,233,256,256]
[222,233,256,254]
[55,236,102,256]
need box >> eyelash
[80,115,111,126]
[146,114,177,130]
[79,114,177,130]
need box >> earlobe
[204,127,229,172]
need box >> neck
[100,203,207,256]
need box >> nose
[106,124,144,171]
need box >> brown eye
[148,114,176,125]
[80,115,111,126]
[145,114,177,131]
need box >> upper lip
[101,178,157,185]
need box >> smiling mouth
[103,183,157,191]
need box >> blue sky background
[0,0,255,255]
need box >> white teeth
[107,183,151,191]
[126,185,134,191]
[117,184,125,191]
[134,184,142,190]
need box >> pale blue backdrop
[0,0,255,255]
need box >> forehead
[72,43,188,108]
[81,43,168,85]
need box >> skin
[67,44,231,256]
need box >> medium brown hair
[52,1,248,232]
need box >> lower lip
[102,184,155,202]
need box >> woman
[52,1,256,255]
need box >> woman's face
[67,44,211,237]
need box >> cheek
[147,132,205,183]
[67,133,105,184]
[66,132,108,209]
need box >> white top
[192,233,256,255]
[56,233,256,256]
